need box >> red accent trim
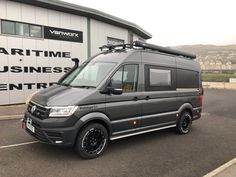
[200,95,203,107]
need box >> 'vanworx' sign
[49,30,79,37]
[44,26,83,43]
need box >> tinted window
[111,64,138,92]
[111,67,123,83]
[150,69,171,86]
[2,21,15,34]
[177,69,199,88]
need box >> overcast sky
[64,0,236,46]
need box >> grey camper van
[24,41,203,159]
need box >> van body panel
[176,57,201,71]
[140,91,178,127]
[141,51,176,68]
[106,92,142,133]
[32,84,105,106]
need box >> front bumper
[24,111,83,146]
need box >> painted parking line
[203,158,236,177]
[0,141,38,149]
[0,114,23,120]
[201,112,210,116]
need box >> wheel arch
[78,112,112,136]
[178,103,193,118]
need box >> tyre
[76,123,108,159]
[176,111,192,134]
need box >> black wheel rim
[82,128,106,155]
[182,115,191,131]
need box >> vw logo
[31,105,36,114]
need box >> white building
[0,0,152,105]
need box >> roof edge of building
[9,0,152,39]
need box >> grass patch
[202,73,236,82]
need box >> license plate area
[26,118,35,133]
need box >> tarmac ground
[0,89,236,177]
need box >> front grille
[28,101,50,119]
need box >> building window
[30,25,42,38]
[16,23,29,36]
[2,20,15,35]
[149,68,171,86]
[1,20,42,38]
[107,37,124,45]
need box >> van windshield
[61,60,117,88]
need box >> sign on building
[44,26,83,43]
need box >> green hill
[172,44,236,63]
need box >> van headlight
[49,106,78,117]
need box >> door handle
[145,96,150,100]
[133,97,138,101]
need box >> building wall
[90,19,129,55]
[133,33,143,42]
[0,0,86,105]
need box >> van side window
[150,69,171,86]
[145,65,176,91]
[177,69,199,88]
[111,64,138,92]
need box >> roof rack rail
[99,44,133,51]
[133,41,196,59]
[99,41,196,59]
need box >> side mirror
[108,87,123,95]
[105,80,123,95]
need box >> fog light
[55,141,63,144]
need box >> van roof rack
[99,44,133,51]
[99,41,196,59]
[133,41,196,59]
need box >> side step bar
[110,124,176,140]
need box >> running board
[110,124,176,140]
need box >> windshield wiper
[72,85,96,88]
[57,83,70,87]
